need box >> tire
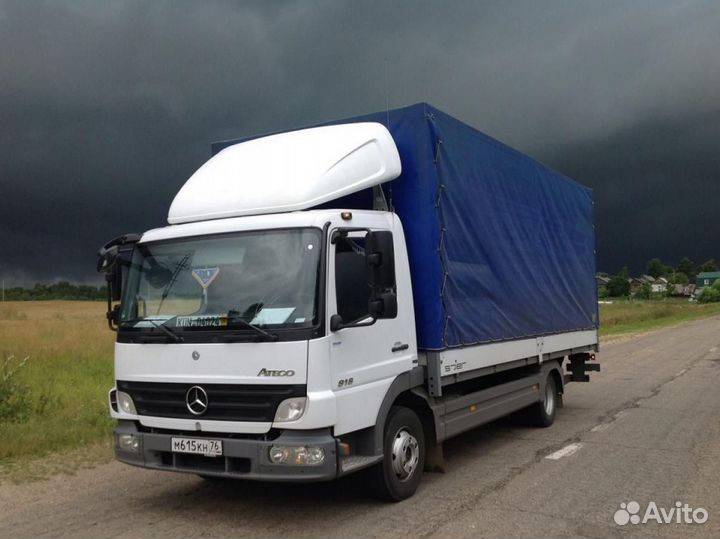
[369,406,425,502]
[527,373,558,428]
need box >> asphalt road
[1,316,719,538]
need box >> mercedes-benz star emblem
[185,386,208,416]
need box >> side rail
[424,331,599,397]
[424,361,563,443]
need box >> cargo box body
[214,103,598,351]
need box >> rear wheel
[370,406,425,502]
[527,373,558,427]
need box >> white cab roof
[168,122,401,224]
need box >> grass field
[0,301,114,472]
[599,298,720,337]
[1,298,719,478]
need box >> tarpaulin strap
[433,139,443,164]
[430,131,452,347]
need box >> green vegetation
[634,282,652,300]
[0,302,114,469]
[3,282,105,301]
[607,267,630,297]
[646,257,668,279]
[0,355,32,422]
[699,259,718,273]
[600,298,720,337]
[697,279,720,304]
[677,257,695,280]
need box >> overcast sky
[1,0,719,285]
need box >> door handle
[392,343,409,353]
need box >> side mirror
[369,292,397,318]
[108,266,122,302]
[97,233,140,331]
[97,244,119,273]
[330,314,344,332]
[365,231,395,290]
[366,231,397,320]
[97,244,123,302]
[107,304,120,327]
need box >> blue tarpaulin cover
[213,103,598,351]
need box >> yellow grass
[0,301,115,467]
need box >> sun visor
[168,122,401,224]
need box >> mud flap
[425,442,446,473]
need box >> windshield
[119,228,322,334]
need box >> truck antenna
[380,57,394,212]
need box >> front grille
[117,381,306,422]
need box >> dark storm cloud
[549,110,720,273]
[1,0,719,284]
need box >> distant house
[651,276,668,294]
[629,275,654,294]
[628,277,645,293]
[696,271,720,288]
[668,284,695,298]
[669,283,695,298]
[596,275,610,289]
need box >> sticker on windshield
[177,315,227,328]
[192,267,220,289]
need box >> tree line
[2,282,105,301]
[600,257,718,302]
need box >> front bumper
[114,420,338,482]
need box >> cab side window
[335,236,370,323]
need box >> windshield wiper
[225,311,278,341]
[155,253,191,315]
[143,318,183,343]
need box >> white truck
[98,103,599,501]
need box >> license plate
[171,437,223,457]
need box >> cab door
[328,228,413,435]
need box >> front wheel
[370,406,425,502]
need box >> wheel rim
[391,428,419,481]
[544,382,555,416]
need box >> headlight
[117,391,137,415]
[268,445,325,465]
[274,397,307,422]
